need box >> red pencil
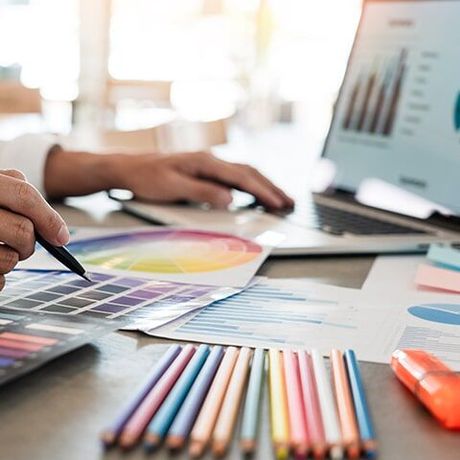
[283,350,309,459]
[297,350,327,459]
[119,344,196,449]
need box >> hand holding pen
[0,169,71,290]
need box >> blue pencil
[240,348,265,455]
[165,345,224,451]
[100,344,182,447]
[144,344,210,450]
[344,349,377,457]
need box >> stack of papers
[12,228,460,370]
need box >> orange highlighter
[391,349,460,429]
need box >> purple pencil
[100,344,182,447]
[166,345,224,451]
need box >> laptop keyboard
[286,201,428,236]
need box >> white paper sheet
[362,255,425,293]
[151,278,460,370]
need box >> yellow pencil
[212,347,252,457]
[189,347,239,458]
[268,349,290,459]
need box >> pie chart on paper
[408,304,460,325]
[67,229,268,287]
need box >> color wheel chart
[67,229,268,288]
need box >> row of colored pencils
[268,349,376,459]
[100,344,376,459]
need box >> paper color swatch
[415,263,460,293]
[0,308,117,385]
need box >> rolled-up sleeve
[0,134,58,195]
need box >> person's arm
[44,148,294,210]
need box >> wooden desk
[0,196,459,460]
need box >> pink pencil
[297,350,327,459]
[119,344,196,449]
[283,350,309,459]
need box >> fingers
[239,165,295,208]
[0,172,69,246]
[0,209,36,260]
[174,174,233,208]
[189,153,294,209]
[0,245,19,275]
[0,169,27,181]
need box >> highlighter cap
[391,349,460,429]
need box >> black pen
[35,233,92,283]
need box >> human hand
[0,169,70,290]
[113,152,295,209]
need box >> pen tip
[82,273,93,283]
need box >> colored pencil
[331,349,360,459]
[344,349,377,457]
[100,344,182,447]
[189,346,239,458]
[144,345,210,451]
[240,348,265,455]
[212,347,252,457]
[268,348,290,460]
[119,344,196,449]
[297,350,327,459]
[166,346,224,451]
[310,349,343,459]
[283,350,309,459]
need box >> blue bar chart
[154,280,362,350]
[455,92,460,131]
[342,49,407,137]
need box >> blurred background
[0,0,361,164]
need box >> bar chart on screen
[342,48,407,137]
[455,92,460,131]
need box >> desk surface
[0,197,459,460]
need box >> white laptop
[110,0,460,256]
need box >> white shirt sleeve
[0,134,58,196]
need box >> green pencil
[240,348,265,455]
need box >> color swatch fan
[67,229,270,288]
[0,308,118,385]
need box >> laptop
[110,0,460,256]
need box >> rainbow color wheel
[68,230,263,274]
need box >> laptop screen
[323,0,460,214]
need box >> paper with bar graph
[151,278,460,369]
